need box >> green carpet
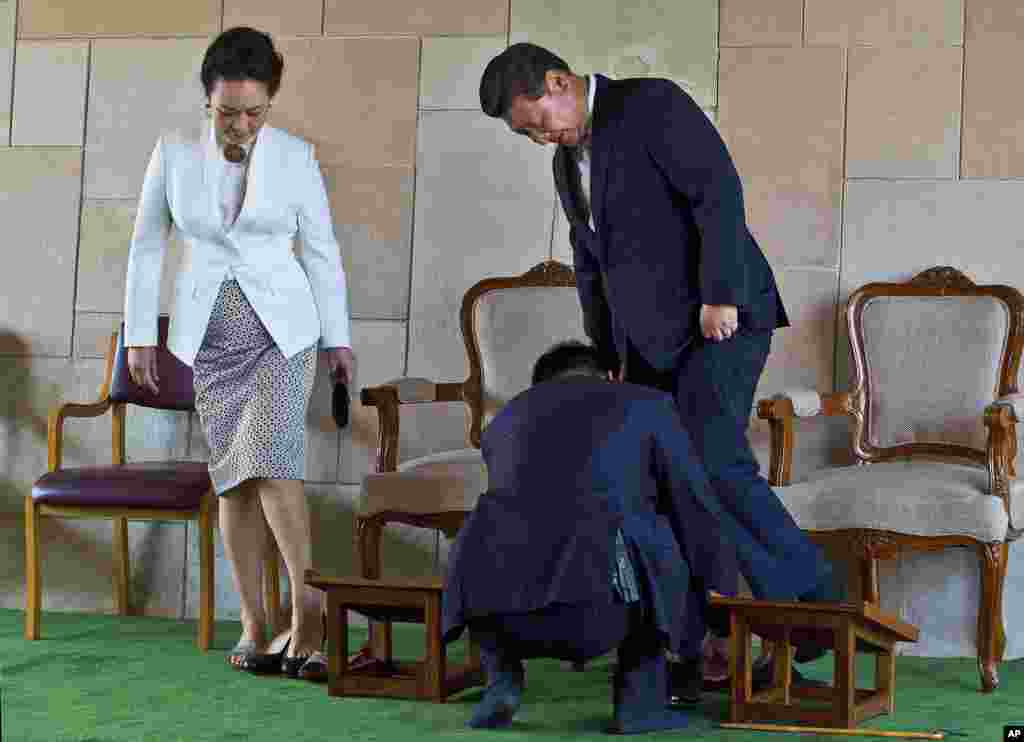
[0,609,1020,741]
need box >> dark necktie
[568,147,591,226]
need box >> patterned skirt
[193,280,316,495]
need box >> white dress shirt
[575,74,598,230]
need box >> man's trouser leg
[672,330,839,656]
[611,604,690,734]
[624,341,740,660]
[466,601,630,729]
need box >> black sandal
[240,636,290,675]
[298,652,328,682]
[228,639,260,670]
[283,611,329,680]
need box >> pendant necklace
[223,143,246,164]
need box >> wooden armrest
[360,378,465,473]
[984,402,1019,497]
[47,398,112,472]
[361,378,462,407]
[755,391,854,488]
[987,395,1024,424]
[756,391,853,421]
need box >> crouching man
[442,341,719,733]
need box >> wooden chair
[26,316,281,649]
[757,267,1023,692]
[350,260,583,680]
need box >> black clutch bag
[332,381,350,428]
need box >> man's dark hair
[201,27,284,98]
[479,42,571,119]
[531,341,608,385]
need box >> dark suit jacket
[442,377,830,649]
[442,378,730,650]
[555,75,789,372]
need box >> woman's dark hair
[201,27,284,98]
[531,341,609,385]
[479,42,571,119]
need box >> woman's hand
[324,347,355,385]
[700,304,739,342]
[127,346,161,395]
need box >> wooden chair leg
[423,592,445,701]
[996,542,1009,663]
[774,632,792,704]
[327,591,348,698]
[24,497,41,640]
[729,612,752,722]
[834,621,856,728]
[977,542,1005,692]
[876,649,895,714]
[113,517,130,616]
[861,556,880,605]
[357,517,392,662]
[197,496,214,651]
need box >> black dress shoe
[668,656,702,705]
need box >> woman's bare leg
[218,481,270,665]
[257,478,322,658]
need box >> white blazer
[123,123,351,367]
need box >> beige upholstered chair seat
[776,461,1017,544]
[359,448,486,519]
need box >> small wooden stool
[710,595,919,730]
[306,570,484,702]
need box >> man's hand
[127,346,160,395]
[607,366,625,382]
[324,347,356,385]
[700,304,739,342]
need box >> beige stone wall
[0,0,1020,636]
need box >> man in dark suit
[478,43,832,694]
[442,342,832,733]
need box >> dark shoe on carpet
[668,656,702,705]
[613,653,688,734]
[297,651,328,682]
[467,667,524,729]
[240,637,289,675]
[228,639,260,671]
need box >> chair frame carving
[757,266,1023,693]
[355,260,577,662]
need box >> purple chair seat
[32,462,211,510]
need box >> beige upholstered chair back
[847,267,1024,463]
[461,261,584,446]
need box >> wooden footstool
[306,570,484,702]
[710,595,919,732]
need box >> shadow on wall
[0,330,183,617]
[0,331,44,516]
[0,330,91,512]
[0,512,134,614]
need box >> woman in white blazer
[123,28,352,681]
